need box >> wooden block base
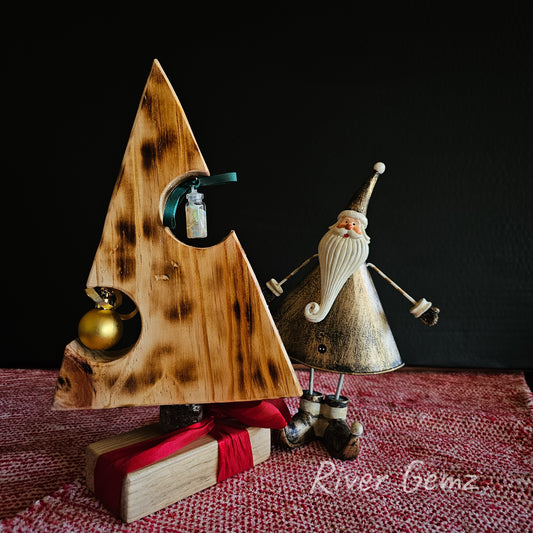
[86,423,271,523]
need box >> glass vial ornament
[185,185,207,238]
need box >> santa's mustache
[329,226,369,240]
[304,226,370,323]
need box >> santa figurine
[266,162,439,460]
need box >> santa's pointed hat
[337,162,386,227]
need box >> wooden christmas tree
[52,59,301,410]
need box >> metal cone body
[273,264,403,374]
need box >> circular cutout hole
[160,172,239,248]
[78,288,142,361]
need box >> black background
[4,8,532,371]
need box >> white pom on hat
[373,162,386,174]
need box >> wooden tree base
[86,424,271,522]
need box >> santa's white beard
[304,226,370,323]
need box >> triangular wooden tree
[53,60,301,409]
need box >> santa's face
[304,214,370,323]
[337,216,362,235]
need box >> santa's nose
[345,222,362,234]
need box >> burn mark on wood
[121,352,164,389]
[238,366,246,391]
[215,263,225,283]
[158,129,177,152]
[179,299,193,318]
[81,361,93,375]
[145,370,162,386]
[267,360,280,383]
[143,91,153,115]
[245,302,253,332]
[142,218,155,239]
[236,349,246,390]
[165,306,180,321]
[140,129,176,172]
[144,361,163,386]
[252,365,266,389]
[233,300,241,321]
[175,361,197,383]
[56,375,71,391]
[165,298,193,321]
[124,375,138,394]
[116,220,136,246]
[116,255,136,280]
[156,343,173,356]
[150,66,166,85]
[141,140,157,171]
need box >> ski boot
[279,391,323,449]
[321,395,363,460]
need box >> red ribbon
[94,399,291,515]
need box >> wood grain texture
[274,265,404,374]
[52,60,301,409]
[85,424,271,522]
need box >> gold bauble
[78,308,124,350]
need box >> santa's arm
[264,254,318,302]
[366,263,440,326]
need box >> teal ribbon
[163,172,237,230]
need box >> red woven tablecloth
[0,368,531,532]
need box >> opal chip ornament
[185,185,207,239]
